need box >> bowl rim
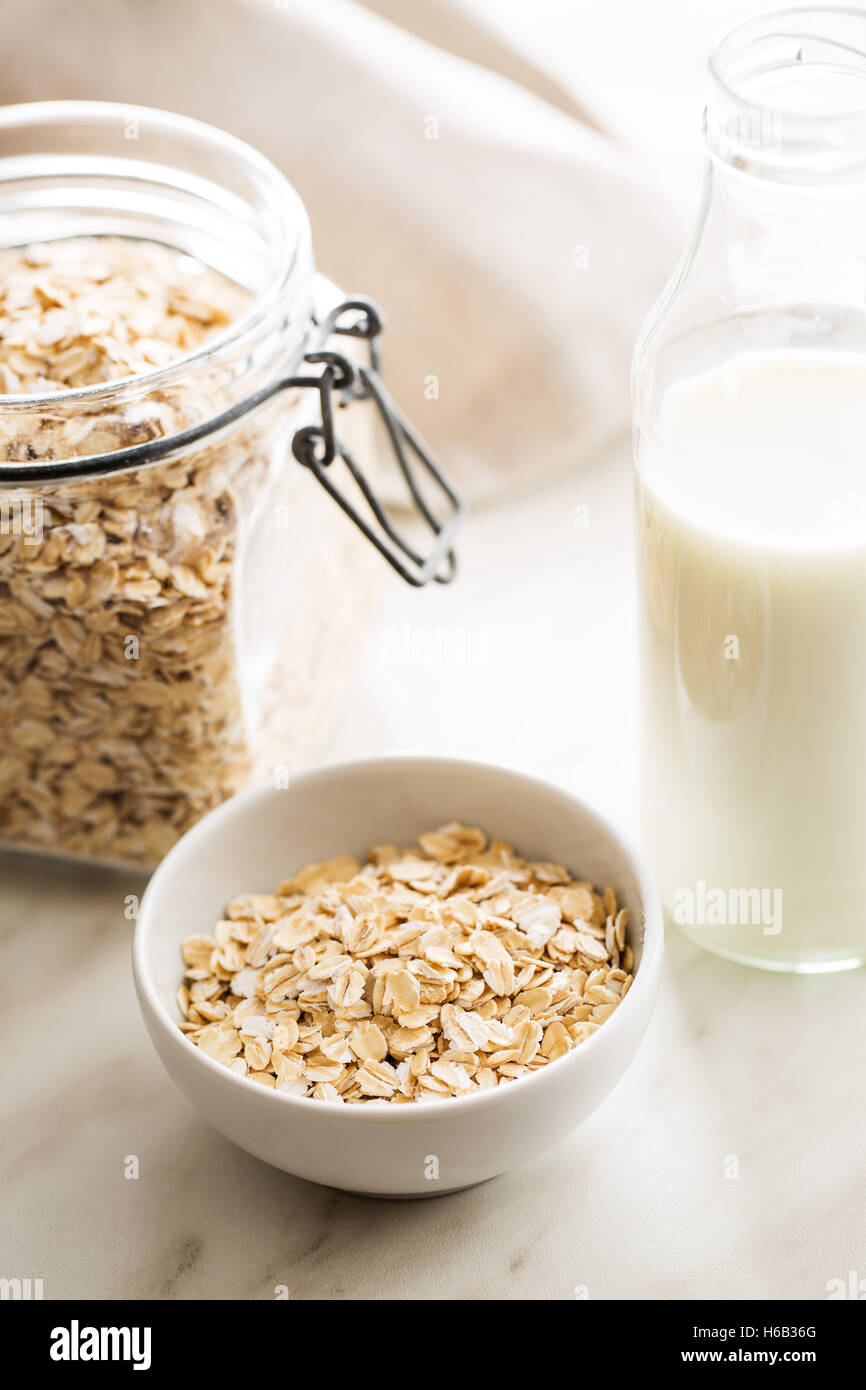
[134,754,663,1125]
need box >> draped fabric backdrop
[0,0,695,501]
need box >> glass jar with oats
[0,103,461,868]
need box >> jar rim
[0,100,311,411]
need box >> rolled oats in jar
[0,103,461,868]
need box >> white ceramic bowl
[134,757,662,1196]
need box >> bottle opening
[707,6,866,181]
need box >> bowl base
[342,1179,491,1200]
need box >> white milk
[637,348,866,970]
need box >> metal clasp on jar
[291,297,462,587]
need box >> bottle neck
[709,154,866,218]
[699,156,866,311]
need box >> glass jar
[0,102,460,869]
[632,8,866,972]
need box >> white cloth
[0,0,680,501]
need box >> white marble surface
[2,440,865,1300]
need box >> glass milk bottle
[632,8,866,971]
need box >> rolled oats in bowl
[177,823,634,1103]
